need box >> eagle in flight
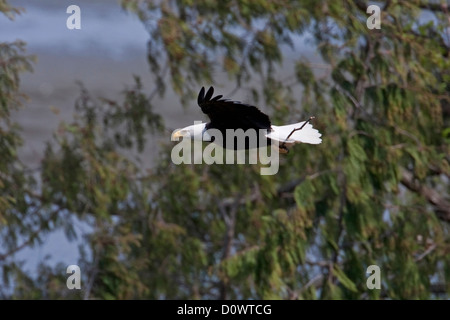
[172,86,322,153]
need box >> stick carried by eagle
[172,86,322,153]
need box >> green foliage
[1,0,449,300]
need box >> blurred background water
[3,0,149,166]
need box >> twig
[415,243,437,262]
[279,116,315,152]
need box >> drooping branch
[400,170,450,223]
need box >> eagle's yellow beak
[172,130,184,140]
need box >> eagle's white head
[172,122,212,142]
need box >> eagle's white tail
[266,121,322,145]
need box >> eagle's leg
[279,116,315,151]
[279,144,289,154]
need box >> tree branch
[400,170,450,223]
[0,207,61,261]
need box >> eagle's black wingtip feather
[198,86,205,105]
[211,94,223,102]
[204,86,214,102]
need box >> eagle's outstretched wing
[197,86,271,131]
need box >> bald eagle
[172,86,322,153]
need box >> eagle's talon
[279,145,289,154]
